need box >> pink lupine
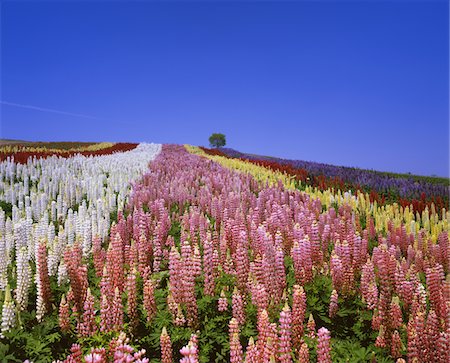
[278,303,293,363]
[175,304,186,326]
[85,352,104,363]
[160,327,173,363]
[232,287,245,325]
[426,264,445,320]
[256,309,271,361]
[244,337,258,363]
[390,297,403,330]
[59,294,71,332]
[436,331,449,363]
[37,241,53,316]
[64,245,87,313]
[375,325,387,349]
[100,294,113,333]
[92,236,105,277]
[180,334,199,363]
[317,327,331,363]
[306,314,316,340]
[78,288,96,337]
[218,289,228,312]
[67,343,83,363]
[391,330,402,359]
[425,309,440,362]
[127,268,138,331]
[298,342,310,363]
[203,236,215,296]
[112,287,124,332]
[143,278,156,323]
[328,290,338,318]
[407,316,419,362]
[292,285,307,348]
[229,318,243,363]
[330,253,343,292]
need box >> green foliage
[208,133,226,148]
[2,310,71,363]
[0,200,13,218]
[331,338,396,363]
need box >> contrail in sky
[0,100,105,120]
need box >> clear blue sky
[1,0,448,177]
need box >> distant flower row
[0,142,139,163]
[202,147,449,214]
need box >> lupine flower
[59,294,71,332]
[229,318,243,363]
[112,287,124,332]
[160,327,173,363]
[391,330,402,359]
[1,285,16,337]
[292,285,307,348]
[179,334,199,363]
[15,246,31,311]
[244,337,258,363]
[390,296,403,330]
[328,290,338,318]
[218,289,228,312]
[127,268,138,331]
[298,342,310,363]
[78,288,96,337]
[317,327,331,363]
[36,241,52,321]
[278,303,293,363]
[306,314,316,339]
[232,287,245,325]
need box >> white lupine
[0,142,161,299]
[1,285,16,337]
[0,237,8,290]
[57,261,68,286]
[35,240,46,322]
[15,246,31,310]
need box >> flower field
[0,143,448,362]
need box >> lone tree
[209,133,226,148]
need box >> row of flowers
[0,143,139,164]
[202,147,449,214]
